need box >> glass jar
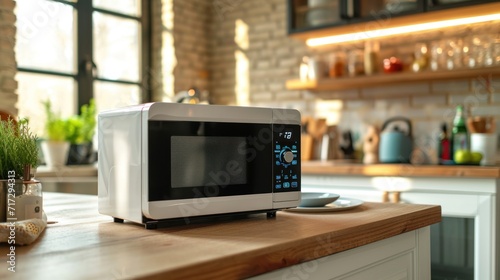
[13,179,43,221]
[347,49,364,77]
[412,42,429,72]
[328,52,346,78]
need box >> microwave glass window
[148,121,273,201]
[171,136,248,188]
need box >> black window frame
[16,0,151,114]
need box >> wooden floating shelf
[286,66,500,91]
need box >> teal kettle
[379,117,413,163]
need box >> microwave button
[276,175,281,180]
[275,184,282,189]
[291,182,298,188]
[283,151,294,163]
[283,182,290,188]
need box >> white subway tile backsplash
[412,95,447,106]
[361,83,430,98]
[449,92,489,106]
[431,80,470,93]
[492,93,500,104]
[470,105,500,117]
[374,97,411,109]
[345,100,373,110]
[471,76,500,94]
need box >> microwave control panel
[273,124,300,192]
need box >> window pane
[17,73,76,137]
[15,0,75,74]
[93,0,141,17]
[94,81,140,113]
[93,12,140,82]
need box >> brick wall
[0,0,17,116]
[152,0,211,102]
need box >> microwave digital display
[170,136,248,188]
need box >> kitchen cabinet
[250,228,430,280]
[286,65,500,91]
[288,0,498,38]
[288,0,423,34]
[427,0,498,11]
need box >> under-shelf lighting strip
[306,13,500,47]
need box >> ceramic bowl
[299,192,340,207]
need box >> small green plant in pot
[0,118,40,222]
[65,99,96,165]
[41,100,70,167]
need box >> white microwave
[97,103,301,229]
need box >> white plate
[285,198,364,213]
[299,192,340,207]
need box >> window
[15,0,149,136]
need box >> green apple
[454,149,471,164]
[470,152,483,164]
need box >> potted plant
[0,118,40,222]
[65,99,96,165]
[41,100,70,167]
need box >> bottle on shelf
[451,105,469,164]
[299,56,309,81]
[438,123,451,164]
[364,40,380,75]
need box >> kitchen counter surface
[0,192,440,279]
[302,160,500,178]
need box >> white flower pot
[41,141,70,167]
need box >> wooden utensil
[467,116,495,133]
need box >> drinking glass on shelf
[347,49,364,77]
[493,37,500,66]
[444,38,463,70]
[430,40,445,71]
[464,34,492,68]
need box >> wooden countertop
[302,161,500,178]
[0,192,441,279]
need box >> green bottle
[451,105,469,164]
